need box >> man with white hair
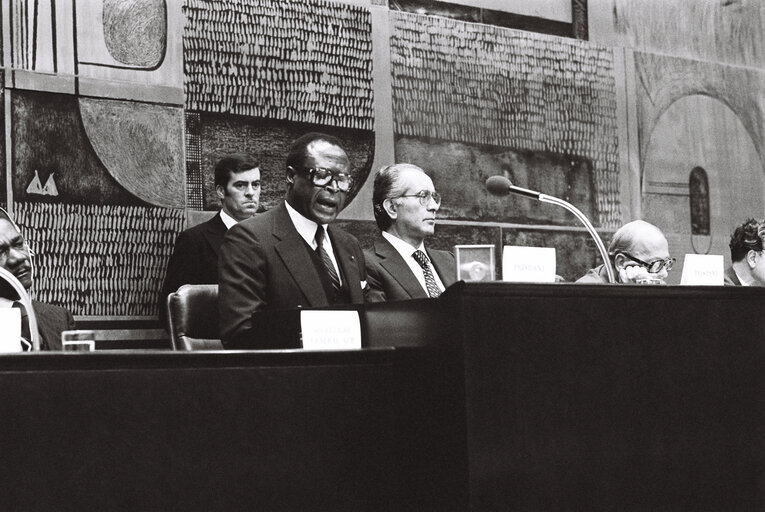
[365,163,456,301]
[576,220,675,284]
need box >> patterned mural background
[183,0,376,211]
[390,12,619,229]
[15,203,184,316]
[12,0,740,315]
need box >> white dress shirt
[219,209,238,230]
[285,201,342,285]
[381,231,445,294]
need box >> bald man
[576,220,675,284]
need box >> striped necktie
[412,250,441,298]
[314,226,341,292]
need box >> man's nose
[324,179,339,193]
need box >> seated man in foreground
[0,209,74,350]
[218,133,367,348]
[576,220,674,284]
[724,218,765,286]
[365,163,456,301]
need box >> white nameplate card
[300,310,362,350]
[0,307,22,352]
[502,246,557,283]
[680,254,724,285]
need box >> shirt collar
[285,200,324,247]
[381,231,426,260]
[733,266,750,286]
[219,209,238,230]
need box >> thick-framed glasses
[393,190,441,206]
[302,167,353,192]
[620,252,675,273]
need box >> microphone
[485,175,541,200]
[486,175,615,283]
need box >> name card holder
[680,254,724,285]
[502,246,557,283]
[0,308,22,352]
[300,310,362,350]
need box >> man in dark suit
[159,154,261,327]
[0,210,75,350]
[365,163,456,302]
[218,133,368,348]
[724,218,765,286]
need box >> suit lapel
[32,300,60,350]
[202,214,227,256]
[272,204,327,306]
[329,227,363,302]
[376,238,428,299]
[428,249,457,288]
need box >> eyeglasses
[620,252,675,273]
[302,167,353,192]
[393,190,441,207]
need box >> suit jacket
[364,234,457,302]
[33,300,75,350]
[159,213,227,326]
[724,266,742,286]
[218,202,367,347]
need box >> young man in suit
[725,218,765,286]
[0,210,75,350]
[365,163,456,302]
[218,133,368,348]
[159,154,261,327]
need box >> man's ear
[382,198,398,220]
[612,253,625,271]
[747,249,758,269]
[286,166,297,185]
[215,184,225,201]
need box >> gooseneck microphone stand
[486,175,615,284]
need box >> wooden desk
[5,283,765,511]
[0,349,465,511]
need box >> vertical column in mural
[4,0,185,317]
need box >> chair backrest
[166,284,223,350]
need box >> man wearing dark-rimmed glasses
[576,219,674,284]
[365,163,456,301]
[218,132,368,348]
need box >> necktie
[412,250,442,298]
[12,301,32,351]
[314,226,341,292]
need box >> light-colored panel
[642,95,765,284]
[330,0,573,19]
[451,0,571,22]
[589,0,765,70]
[76,0,183,91]
[341,4,393,221]
[614,47,640,222]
